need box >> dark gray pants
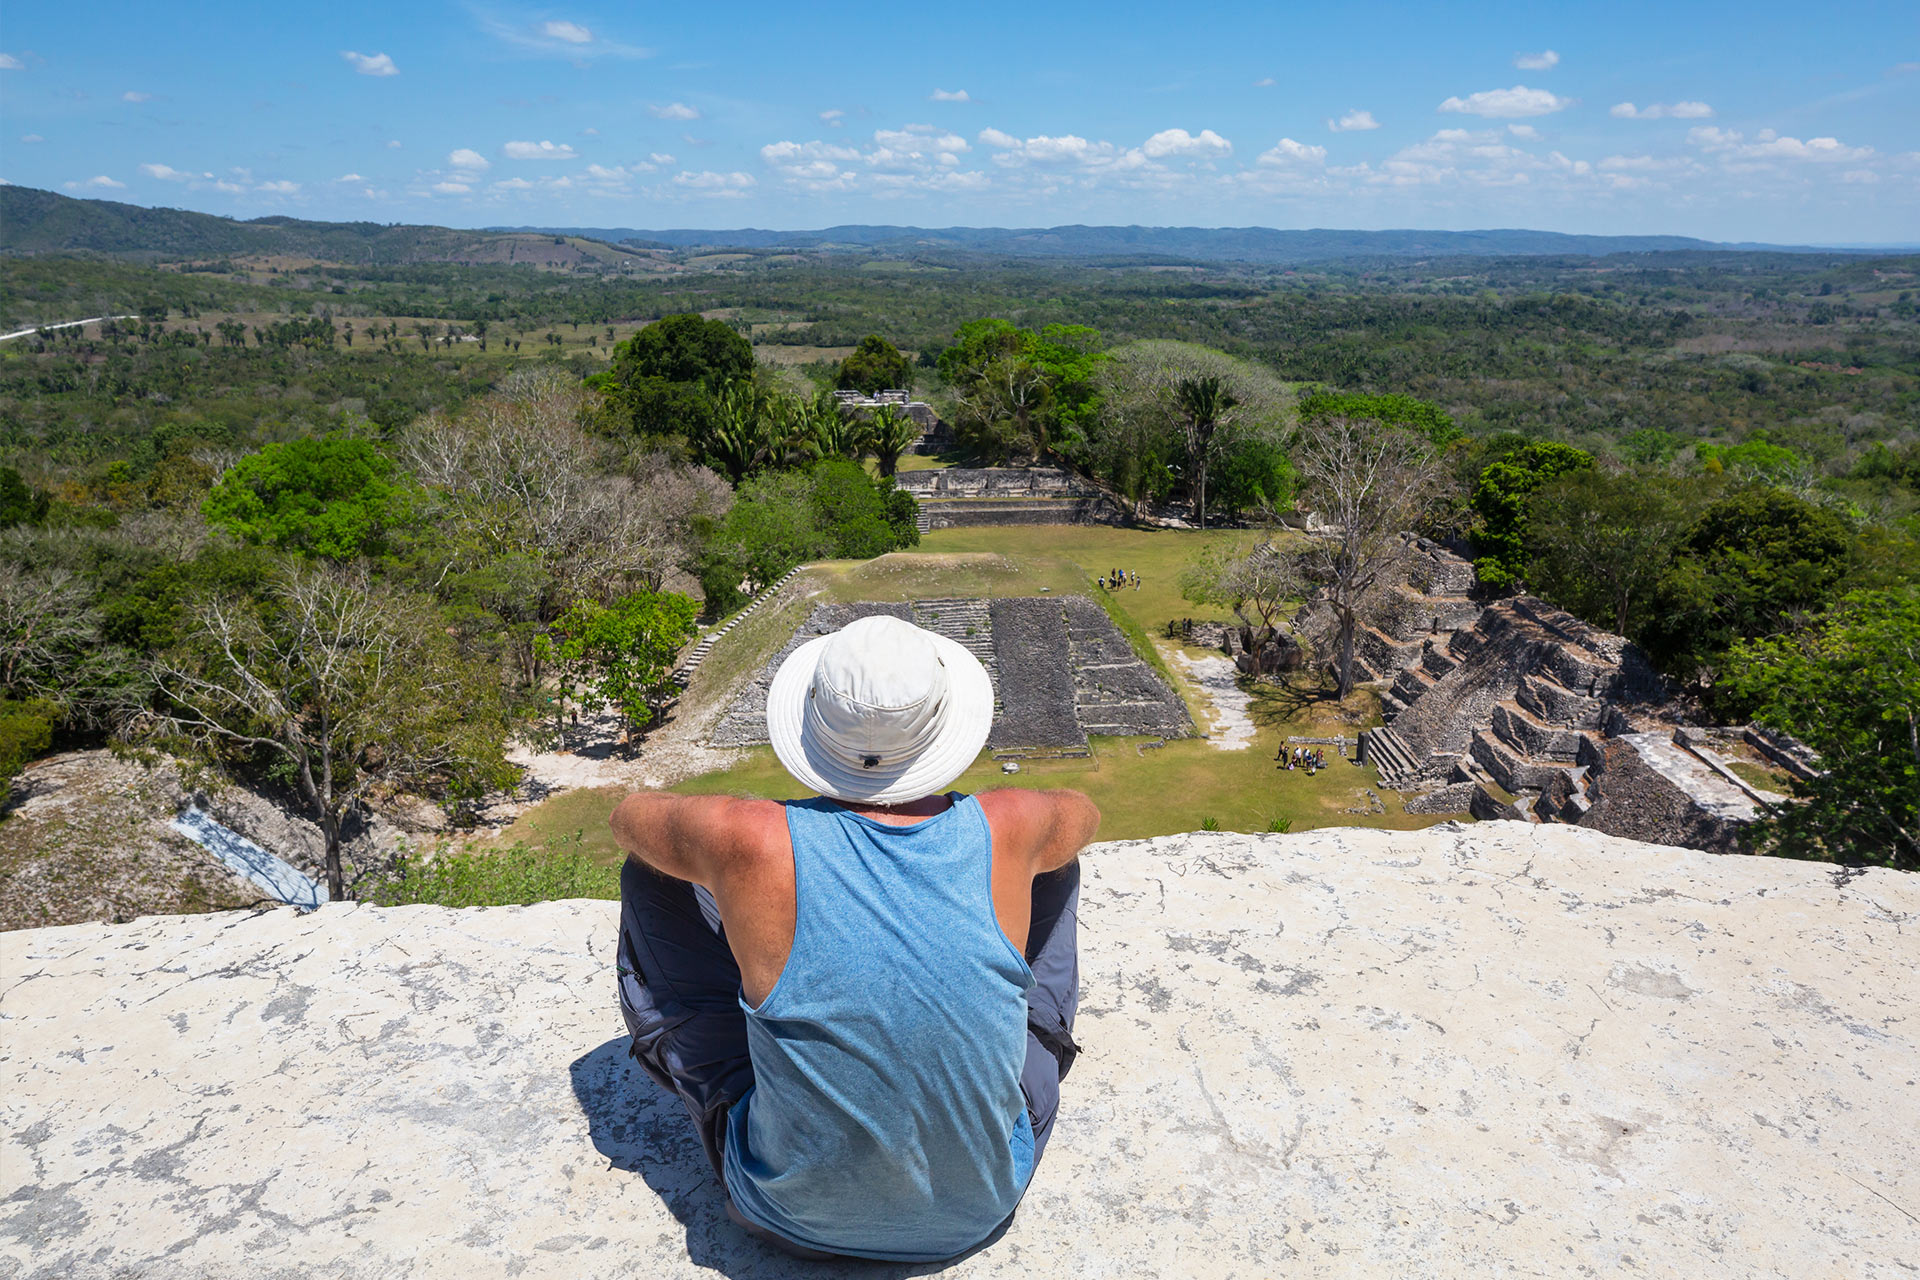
[615,858,1082,1233]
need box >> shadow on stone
[568,1036,1014,1277]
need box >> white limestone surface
[2,823,1915,1278]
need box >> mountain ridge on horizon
[0,185,1878,266]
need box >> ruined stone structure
[1290,536,1803,853]
[710,595,1189,752]
[7,825,1913,1278]
[894,468,1126,530]
[1361,595,1793,851]
[1291,534,1483,688]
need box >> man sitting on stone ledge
[609,615,1099,1262]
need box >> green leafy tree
[1174,375,1239,530]
[203,434,416,561]
[937,319,1104,462]
[544,590,699,746]
[0,468,50,528]
[1470,441,1595,588]
[1297,390,1461,447]
[149,567,515,900]
[1526,470,1693,635]
[865,405,920,478]
[692,471,834,615]
[1645,485,1860,681]
[838,335,913,395]
[0,697,58,806]
[605,313,753,390]
[1722,588,1918,870]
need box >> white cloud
[1612,101,1713,119]
[1327,109,1380,132]
[819,109,844,127]
[212,179,244,193]
[1254,77,1276,88]
[1141,128,1232,159]
[930,88,970,102]
[504,140,577,160]
[673,170,756,195]
[387,139,402,149]
[979,127,1021,150]
[336,173,365,183]
[431,181,471,195]
[542,20,592,43]
[493,177,534,190]
[649,151,676,165]
[581,127,599,136]
[66,175,126,190]
[0,53,23,70]
[1022,134,1115,164]
[1508,123,1541,139]
[256,180,299,194]
[585,163,628,180]
[649,102,699,120]
[19,134,43,144]
[448,148,490,170]
[1514,50,1560,71]
[139,163,199,181]
[341,51,399,77]
[1258,137,1327,165]
[1438,85,1572,118]
[479,14,649,58]
[121,91,152,103]
[1688,126,1873,162]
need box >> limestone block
[4,827,1915,1279]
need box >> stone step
[1363,727,1422,786]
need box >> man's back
[721,795,1034,1261]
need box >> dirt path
[1169,652,1256,751]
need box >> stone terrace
[711,595,1190,752]
[5,825,1914,1278]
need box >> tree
[0,697,57,807]
[148,567,514,900]
[1180,540,1309,675]
[1526,469,1692,636]
[1470,441,1595,589]
[605,313,753,391]
[203,434,417,561]
[542,590,699,747]
[692,471,833,615]
[1291,417,1445,697]
[838,335,912,395]
[937,319,1104,462]
[1174,376,1239,530]
[1297,390,1461,447]
[1645,485,1859,681]
[1722,587,1918,870]
[865,405,920,478]
[0,467,50,528]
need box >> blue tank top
[722,794,1035,1261]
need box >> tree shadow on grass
[1241,671,1343,733]
[569,1037,1003,1277]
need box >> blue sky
[2,2,1915,242]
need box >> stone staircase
[672,567,803,688]
[914,507,932,535]
[910,597,999,700]
[1360,726,1422,787]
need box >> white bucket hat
[766,614,994,805]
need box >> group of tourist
[1098,569,1141,592]
[1282,746,1328,775]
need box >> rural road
[0,314,139,342]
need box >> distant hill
[490,222,1818,263]
[0,187,651,267]
[2,186,1832,267]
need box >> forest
[1,222,1916,877]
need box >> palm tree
[866,405,921,478]
[709,383,777,482]
[1175,375,1239,530]
[806,393,871,461]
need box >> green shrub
[1200,816,1221,831]
[359,834,619,908]
[1267,817,1292,833]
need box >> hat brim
[766,630,995,805]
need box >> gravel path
[1170,652,1255,750]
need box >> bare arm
[975,787,1102,875]
[608,791,781,887]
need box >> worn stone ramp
[4,825,1916,1278]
